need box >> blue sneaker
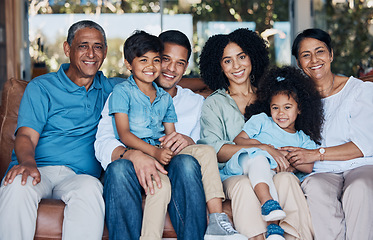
[266,223,285,240]
[261,199,286,222]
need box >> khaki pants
[141,144,225,239]
[223,172,314,239]
[0,166,105,240]
[301,165,373,240]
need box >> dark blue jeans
[104,154,206,240]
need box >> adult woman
[287,28,373,239]
[198,28,313,240]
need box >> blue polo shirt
[9,63,122,178]
[109,75,177,146]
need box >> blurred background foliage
[29,0,373,77]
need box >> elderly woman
[286,28,373,239]
[198,28,314,240]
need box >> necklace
[319,74,335,97]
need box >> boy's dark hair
[123,30,164,64]
[245,66,324,144]
[159,30,192,61]
[199,28,269,91]
[292,28,332,60]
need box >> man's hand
[126,150,168,195]
[3,162,40,186]
[154,147,173,165]
[159,132,194,154]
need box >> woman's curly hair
[199,28,269,91]
[245,66,324,144]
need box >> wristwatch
[319,147,325,161]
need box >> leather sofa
[0,77,234,240]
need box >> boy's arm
[163,122,176,135]
[114,112,159,158]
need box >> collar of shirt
[57,63,103,93]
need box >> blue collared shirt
[9,63,122,178]
[109,75,177,145]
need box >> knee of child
[153,175,171,200]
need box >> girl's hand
[263,145,290,172]
[280,146,319,166]
[155,147,173,165]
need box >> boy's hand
[155,147,173,165]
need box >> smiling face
[270,93,300,133]
[220,42,252,86]
[125,51,161,86]
[297,37,333,81]
[156,42,189,90]
[63,27,107,84]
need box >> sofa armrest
[0,78,28,179]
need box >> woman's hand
[281,146,319,166]
[263,145,290,172]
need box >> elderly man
[0,20,121,239]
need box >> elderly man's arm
[3,127,40,186]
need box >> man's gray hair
[66,20,107,47]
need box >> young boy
[108,30,176,239]
[108,30,246,240]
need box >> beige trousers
[301,165,373,240]
[0,166,105,240]
[179,144,225,202]
[223,172,314,239]
[141,144,225,239]
[141,170,171,240]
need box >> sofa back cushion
[0,78,28,179]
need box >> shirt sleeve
[349,81,373,156]
[108,84,130,115]
[242,113,267,138]
[162,95,178,123]
[95,93,125,170]
[198,98,235,153]
[299,132,317,150]
[17,81,49,134]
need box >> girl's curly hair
[245,66,324,144]
[199,28,269,91]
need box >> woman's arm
[283,141,363,166]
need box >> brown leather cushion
[0,78,28,179]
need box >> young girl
[222,66,323,240]
[109,30,176,239]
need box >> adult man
[0,20,121,239]
[95,30,244,239]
